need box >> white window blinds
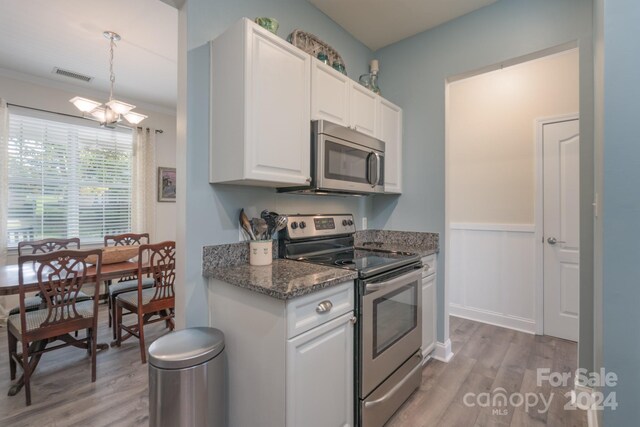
[6,111,133,247]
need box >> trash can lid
[148,327,225,369]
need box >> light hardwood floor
[387,316,588,427]
[0,311,586,426]
[0,304,167,427]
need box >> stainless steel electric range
[279,214,424,427]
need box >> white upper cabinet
[311,61,378,138]
[210,18,311,187]
[349,81,378,137]
[310,61,350,127]
[377,98,403,194]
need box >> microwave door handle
[367,152,378,187]
[366,152,375,186]
[373,151,381,187]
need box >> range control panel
[285,214,355,240]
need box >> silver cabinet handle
[350,316,357,324]
[547,237,566,245]
[423,264,431,271]
[305,177,312,183]
[316,300,333,314]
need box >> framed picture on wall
[158,167,176,202]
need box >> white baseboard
[450,304,536,334]
[574,381,599,427]
[432,339,454,362]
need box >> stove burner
[335,259,355,266]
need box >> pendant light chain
[69,30,147,125]
[108,35,116,102]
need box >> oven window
[324,140,369,184]
[372,283,418,358]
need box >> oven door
[317,134,384,194]
[361,267,422,397]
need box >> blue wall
[602,0,640,424]
[183,0,373,327]
[371,0,594,355]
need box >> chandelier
[69,31,147,127]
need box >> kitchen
[0,0,637,425]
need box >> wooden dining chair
[104,233,154,339]
[7,249,103,406]
[113,241,175,363]
[10,238,89,316]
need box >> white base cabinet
[210,18,311,187]
[421,254,437,359]
[287,312,354,427]
[209,279,355,427]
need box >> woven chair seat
[116,288,165,308]
[8,301,95,333]
[8,296,44,316]
[108,277,155,296]
[9,291,92,316]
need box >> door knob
[547,237,566,245]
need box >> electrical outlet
[362,217,368,230]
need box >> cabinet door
[311,61,350,127]
[287,312,354,427]
[377,99,403,193]
[247,25,311,185]
[349,82,377,137]
[422,275,436,358]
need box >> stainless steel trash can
[148,327,225,427]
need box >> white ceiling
[309,0,498,51]
[0,0,178,111]
[0,0,496,111]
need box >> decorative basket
[287,29,346,72]
[87,246,139,265]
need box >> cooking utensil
[254,218,269,240]
[273,216,288,235]
[239,209,256,240]
[261,210,278,237]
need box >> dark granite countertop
[354,230,439,257]
[202,229,438,300]
[204,258,358,300]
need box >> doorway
[445,48,580,342]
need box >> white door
[543,118,579,341]
[286,312,354,427]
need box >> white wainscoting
[449,223,538,334]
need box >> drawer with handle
[421,254,436,278]
[286,281,354,338]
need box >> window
[6,110,133,247]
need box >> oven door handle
[364,268,422,293]
[364,353,423,408]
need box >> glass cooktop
[297,249,420,278]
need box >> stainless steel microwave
[279,120,385,195]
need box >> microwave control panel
[285,214,355,240]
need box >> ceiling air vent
[52,67,93,83]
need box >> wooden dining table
[0,260,147,296]
[1,260,150,397]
